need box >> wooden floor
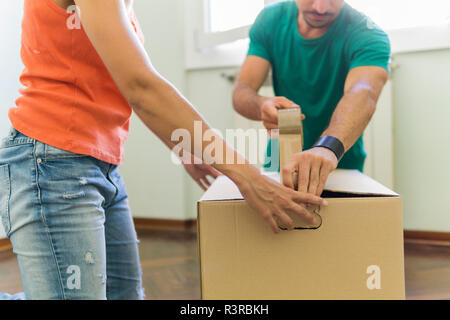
[0,229,449,300]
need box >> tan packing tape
[277,108,321,229]
[278,108,303,184]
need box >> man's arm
[233,56,301,131]
[282,66,389,195]
[322,66,388,152]
[233,56,270,120]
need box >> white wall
[119,0,191,220]
[1,1,449,235]
[0,0,23,136]
[392,49,450,232]
[0,1,24,239]
[184,67,239,218]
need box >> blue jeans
[0,127,144,299]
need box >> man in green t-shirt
[232,0,390,196]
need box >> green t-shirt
[248,1,391,172]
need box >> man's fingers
[262,105,279,123]
[263,121,278,130]
[316,163,331,196]
[277,97,299,109]
[281,162,296,189]
[263,122,278,135]
[308,161,321,195]
[297,159,311,193]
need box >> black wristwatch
[313,136,345,161]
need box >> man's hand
[281,147,338,196]
[260,97,304,132]
[233,165,328,234]
[182,161,222,191]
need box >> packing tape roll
[278,108,303,186]
[278,108,302,135]
[278,108,322,230]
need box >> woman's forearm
[131,75,259,186]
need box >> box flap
[200,169,398,202]
[321,169,398,196]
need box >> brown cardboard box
[197,169,405,300]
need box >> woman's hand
[183,162,221,191]
[230,165,328,234]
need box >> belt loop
[9,127,18,141]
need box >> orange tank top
[9,0,145,165]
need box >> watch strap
[313,136,345,161]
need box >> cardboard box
[197,169,405,300]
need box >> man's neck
[296,4,343,39]
[297,14,330,39]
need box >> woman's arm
[73,0,327,233]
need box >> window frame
[185,0,276,70]
[184,0,450,70]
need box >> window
[346,0,450,30]
[207,0,264,33]
[346,0,450,53]
[185,0,450,69]
[185,0,277,69]
[195,0,272,50]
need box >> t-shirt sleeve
[347,19,391,72]
[247,8,272,62]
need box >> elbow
[123,76,152,110]
[361,88,378,117]
[348,86,378,109]
[122,73,162,111]
[232,89,239,113]
[365,91,378,120]
[232,82,245,113]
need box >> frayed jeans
[0,127,144,300]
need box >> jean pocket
[0,164,11,236]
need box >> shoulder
[249,1,294,59]
[342,3,389,46]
